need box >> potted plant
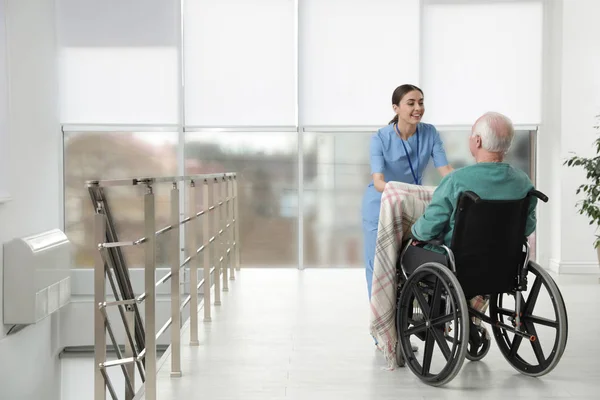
[564,114,600,250]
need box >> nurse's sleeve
[370,135,385,174]
[431,127,449,168]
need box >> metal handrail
[86,173,236,188]
[92,173,241,400]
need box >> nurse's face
[393,90,424,125]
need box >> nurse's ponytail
[389,84,424,125]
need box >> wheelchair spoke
[524,276,543,315]
[412,286,432,320]
[421,331,436,376]
[431,326,452,361]
[405,322,428,337]
[509,334,524,358]
[429,278,444,319]
[524,321,547,367]
[430,314,456,328]
[524,314,559,329]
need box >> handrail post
[203,179,213,322]
[189,180,200,345]
[221,177,229,292]
[144,184,157,400]
[228,176,235,281]
[94,212,107,400]
[234,175,241,270]
[170,182,182,376]
[124,307,136,400]
[213,177,221,306]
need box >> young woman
[361,84,453,299]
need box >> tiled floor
[149,268,600,400]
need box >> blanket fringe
[371,327,398,371]
[381,342,397,371]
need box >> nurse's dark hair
[389,84,424,125]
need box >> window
[299,0,421,126]
[302,130,372,267]
[185,130,299,266]
[57,0,179,124]
[60,1,545,268]
[183,0,296,126]
[64,131,178,268]
[421,1,543,125]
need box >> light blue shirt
[361,122,449,225]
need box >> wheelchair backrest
[450,190,544,298]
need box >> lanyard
[395,124,420,185]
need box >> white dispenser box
[3,229,72,324]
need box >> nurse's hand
[373,173,386,193]
[437,165,454,177]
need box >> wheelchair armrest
[412,237,444,247]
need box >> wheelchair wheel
[489,261,568,377]
[465,326,491,362]
[397,262,469,386]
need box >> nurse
[361,84,453,299]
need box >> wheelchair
[394,190,568,386]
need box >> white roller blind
[184,0,296,127]
[57,0,179,124]
[421,1,543,125]
[299,0,420,126]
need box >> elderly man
[410,111,537,349]
[411,111,537,244]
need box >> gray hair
[472,112,514,153]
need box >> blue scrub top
[361,122,449,225]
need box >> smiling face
[392,89,424,126]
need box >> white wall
[0,0,62,399]
[558,0,600,271]
[537,0,564,269]
[0,0,9,201]
[538,0,600,274]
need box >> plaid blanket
[369,181,436,369]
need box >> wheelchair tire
[489,261,568,377]
[397,262,469,386]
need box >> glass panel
[303,132,372,267]
[303,130,535,267]
[64,131,178,268]
[185,131,298,267]
[422,130,533,186]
